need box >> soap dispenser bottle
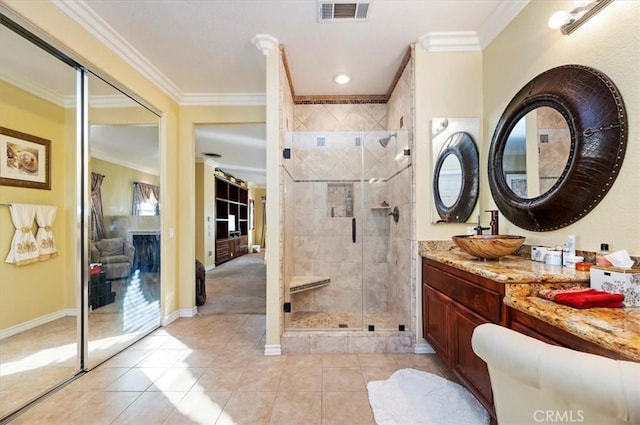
[596,243,612,267]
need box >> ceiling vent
[319,1,370,22]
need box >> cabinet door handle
[352,218,356,243]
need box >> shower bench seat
[290,276,331,294]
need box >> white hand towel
[5,203,39,266]
[35,205,58,260]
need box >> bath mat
[367,368,489,425]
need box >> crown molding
[1,72,70,107]
[418,31,481,52]
[181,93,266,106]
[52,0,182,103]
[477,0,529,48]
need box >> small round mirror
[438,154,462,207]
[433,131,479,223]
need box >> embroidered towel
[5,203,39,266]
[35,205,58,260]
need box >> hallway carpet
[198,253,266,314]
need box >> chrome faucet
[486,210,499,235]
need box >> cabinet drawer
[424,264,503,323]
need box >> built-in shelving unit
[215,176,249,265]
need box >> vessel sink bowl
[452,234,525,259]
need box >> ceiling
[3,1,529,187]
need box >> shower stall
[282,130,412,332]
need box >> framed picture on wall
[0,127,51,190]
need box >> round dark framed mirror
[488,65,627,231]
[433,131,479,223]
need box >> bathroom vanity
[421,249,640,416]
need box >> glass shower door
[284,131,365,330]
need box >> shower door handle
[352,218,356,243]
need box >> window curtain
[132,181,160,216]
[91,172,106,241]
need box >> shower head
[378,132,397,148]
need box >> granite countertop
[505,285,640,362]
[420,242,640,362]
[421,246,591,284]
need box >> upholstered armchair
[472,323,640,425]
[90,237,135,280]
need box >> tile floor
[8,312,456,425]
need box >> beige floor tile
[148,367,206,392]
[105,367,167,392]
[321,353,359,368]
[163,390,231,425]
[136,349,191,367]
[235,364,285,391]
[285,354,323,368]
[322,367,365,392]
[321,391,375,425]
[8,389,95,425]
[178,349,216,368]
[209,351,253,369]
[101,349,154,367]
[64,391,142,425]
[215,391,277,425]
[393,353,441,368]
[278,366,322,392]
[357,353,397,367]
[65,366,130,392]
[269,391,321,425]
[361,364,400,383]
[192,367,244,392]
[111,391,185,424]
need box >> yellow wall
[91,157,159,217]
[414,51,483,243]
[0,81,72,329]
[482,0,640,255]
[3,0,182,321]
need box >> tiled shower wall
[386,46,415,330]
[285,98,414,328]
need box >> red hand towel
[553,289,624,309]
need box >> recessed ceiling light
[203,152,222,158]
[334,74,351,85]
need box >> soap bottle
[596,243,612,267]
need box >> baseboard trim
[414,341,435,354]
[161,310,180,326]
[180,307,198,318]
[264,344,282,356]
[0,308,76,340]
[205,264,216,271]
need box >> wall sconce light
[548,0,613,35]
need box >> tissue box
[590,266,640,307]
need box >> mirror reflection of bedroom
[0,21,161,419]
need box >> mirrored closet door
[0,20,81,418]
[0,15,162,421]
[86,73,161,368]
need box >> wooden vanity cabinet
[422,258,507,415]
